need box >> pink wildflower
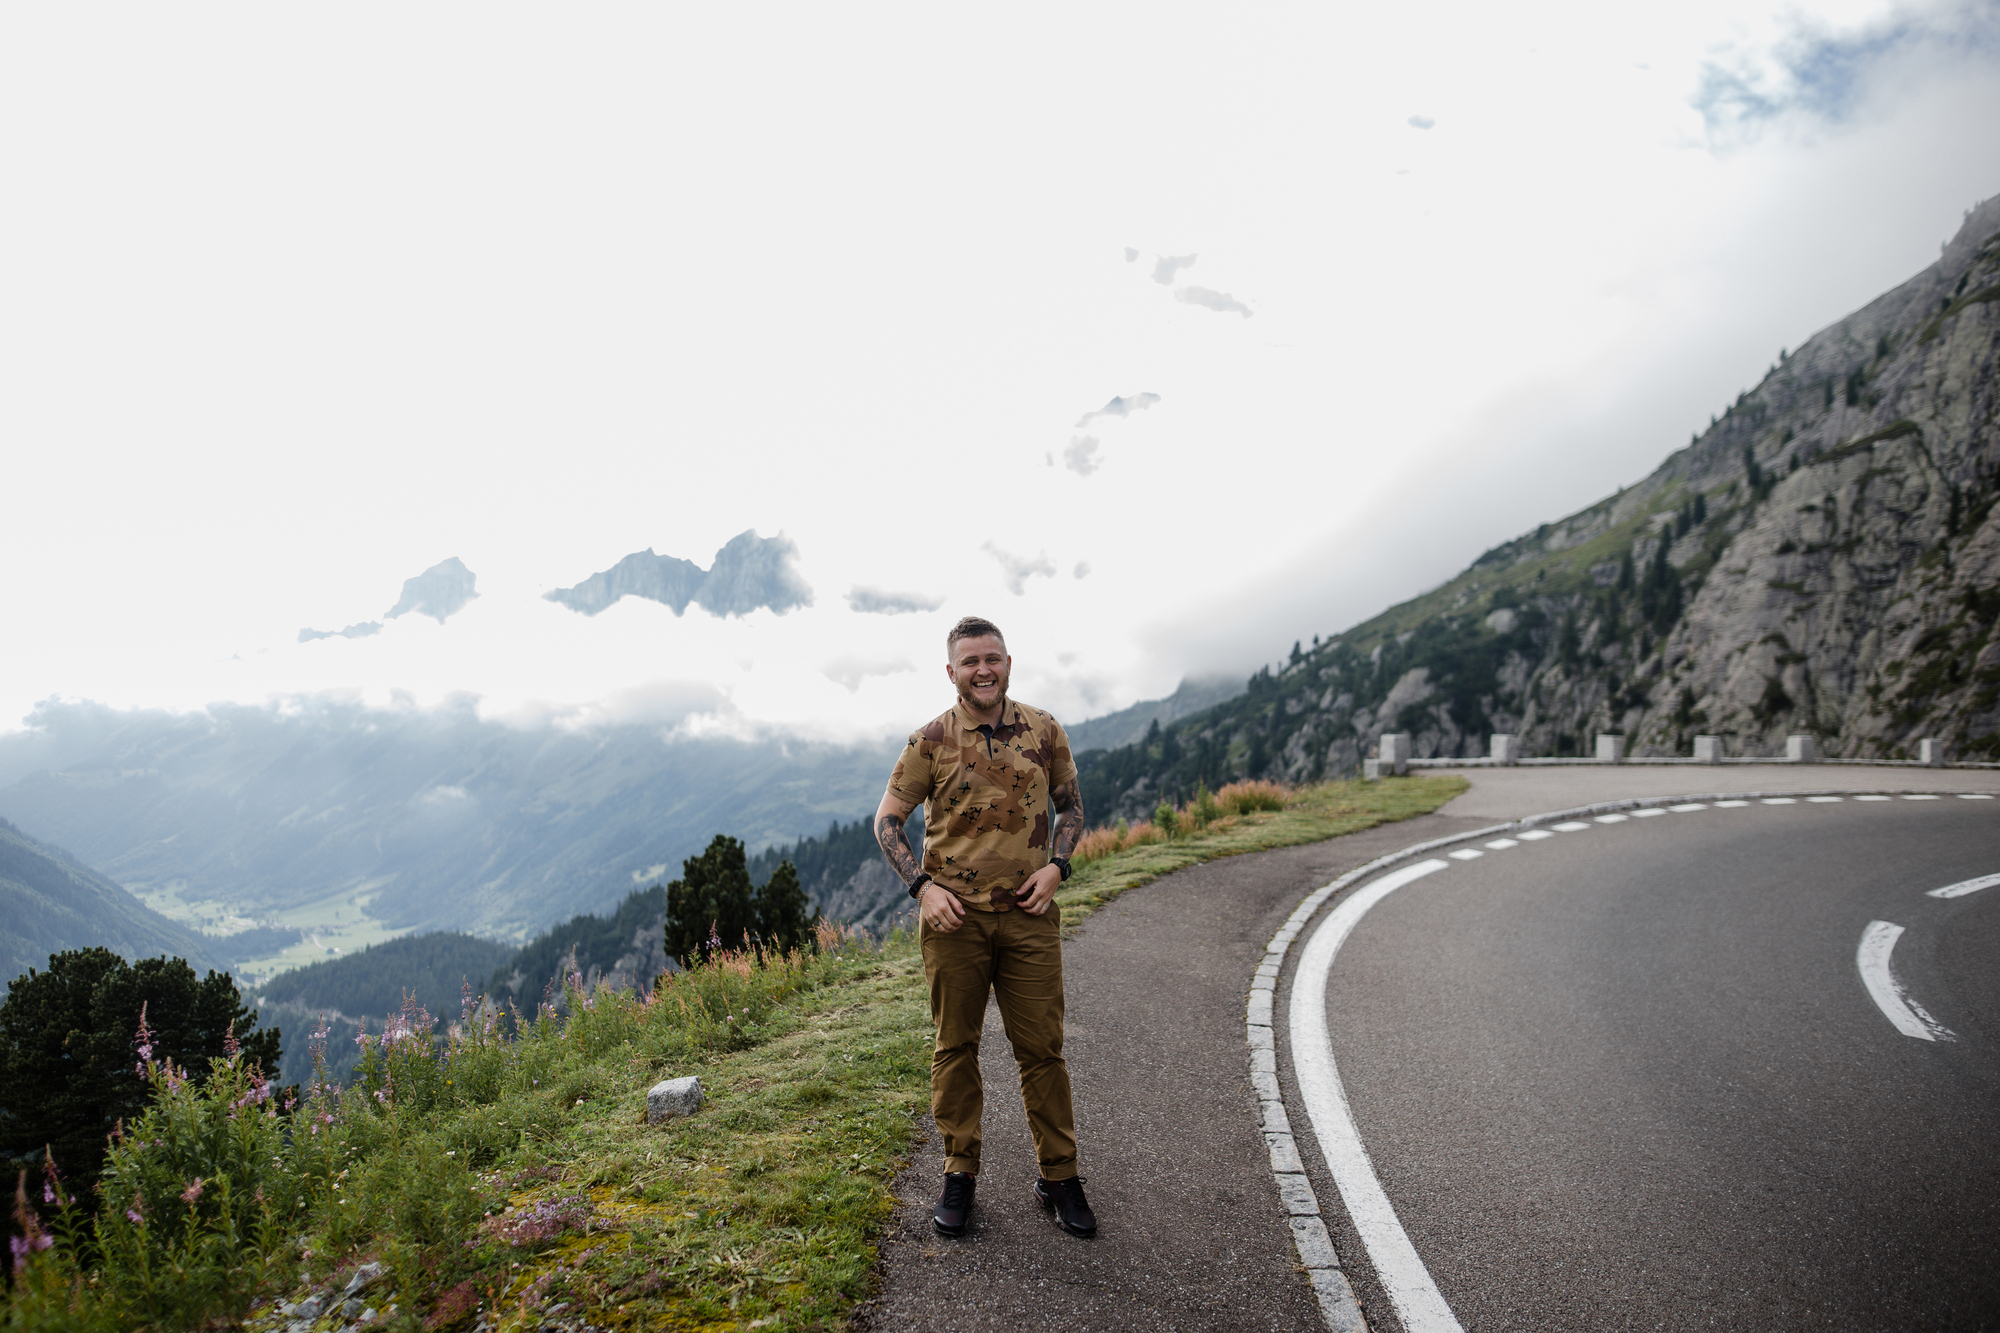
[180,1178,203,1204]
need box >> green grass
[6,777,1463,1333]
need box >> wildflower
[134,1002,155,1065]
[223,1020,240,1058]
[181,1178,204,1204]
[126,1192,145,1227]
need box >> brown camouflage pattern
[887,699,1079,911]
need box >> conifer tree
[754,860,813,957]
[663,835,758,966]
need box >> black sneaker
[1034,1175,1097,1237]
[933,1172,975,1237]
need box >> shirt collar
[953,699,1017,735]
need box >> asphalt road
[1292,794,2000,1331]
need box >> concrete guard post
[1693,736,1723,764]
[1921,738,1948,766]
[1489,734,1520,766]
[1365,734,1412,780]
[1787,735,1820,762]
[1595,734,1626,764]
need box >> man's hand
[1014,864,1063,916]
[919,882,966,933]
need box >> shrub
[1216,780,1289,815]
[1152,803,1179,838]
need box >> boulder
[648,1076,704,1122]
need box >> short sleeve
[1047,719,1079,789]
[886,735,936,805]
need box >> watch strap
[907,872,933,900]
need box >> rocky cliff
[1081,196,2000,818]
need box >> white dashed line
[1518,829,1555,841]
[1808,795,1844,803]
[1632,808,1668,818]
[1669,803,1708,812]
[1595,813,1629,823]
[1903,794,1942,801]
[1448,848,1483,860]
[1552,821,1591,832]
[1715,800,1750,807]
[1855,794,1892,801]
[1762,797,1797,805]
[1485,837,1520,849]
[1856,921,1955,1041]
[1929,873,2000,899]
[1291,859,1463,1333]
[1962,793,1995,800]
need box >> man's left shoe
[1034,1175,1097,1237]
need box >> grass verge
[4,777,1461,1333]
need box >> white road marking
[1669,803,1709,812]
[1518,829,1555,841]
[1632,808,1668,818]
[1762,797,1797,805]
[1961,793,1995,800]
[1929,873,2000,899]
[1856,921,1955,1041]
[1855,794,1892,801]
[1485,837,1520,849]
[1595,813,1629,823]
[1715,800,1750,808]
[1552,821,1591,832]
[1448,848,1483,860]
[1291,859,1463,1333]
[1808,796,1844,803]
[1903,794,1941,801]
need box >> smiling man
[874,615,1095,1240]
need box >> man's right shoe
[933,1171,976,1237]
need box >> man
[875,615,1096,1239]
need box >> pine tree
[664,835,758,966]
[754,860,813,957]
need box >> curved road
[1285,793,2000,1330]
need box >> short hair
[946,615,1005,658]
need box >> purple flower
[180,1179,203,1204]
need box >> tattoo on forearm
[876,811,923,885]
[1050,778,1085,859]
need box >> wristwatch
[1050,857,1072,881]
[907,872,934,900]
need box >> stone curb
[1246,786,1994,1332]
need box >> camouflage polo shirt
[887,699,1079,912]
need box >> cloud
[1123,246,1139,263]
[846,586,945,615]
[385,556,479,623]
[821,654,915,692]
[1073,561,1091,580]
[1063,436,1102,476]
[298,621,383,643]
[1075,391,1161,428]
[1175,285,1255,317]
[1693,4,2000,142]
[1407,114,1435,129]
[1151,253,1198,285]
[546,530,811,618]
[982,542,1057,595]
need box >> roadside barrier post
[1919,738,1947,766]
[1595,734,1626,764]
[1693,735,1722,764]
[1786,735,1819,763]
[1489,734,1520,765]
[1380,733,1411,776]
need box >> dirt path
[852,811,1488,1332]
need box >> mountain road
[856,765,2000,1331]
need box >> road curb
[1245,787,1992,1332]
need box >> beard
[956,670,1009,711]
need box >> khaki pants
[920,903,1078,1181]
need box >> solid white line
[1929,873,2000,899]
[1291,859,1463,1333]
[1856,921,1955,1041]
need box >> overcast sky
[5,1,1998,744]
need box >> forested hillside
[1,816,220,983]
[1081,197,2000,820]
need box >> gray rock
[648,1075,703,1122]
[342,1261,387,1297]
[340,1297,364,1319]
[293,1296,325,1319]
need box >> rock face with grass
[1081,197,2000,816]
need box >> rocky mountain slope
[1081,195,2000,819]
[0,816,221,983]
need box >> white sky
[5,1,1998,744]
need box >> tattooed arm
[1049,776,1085,859]
[874,789,923,885]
